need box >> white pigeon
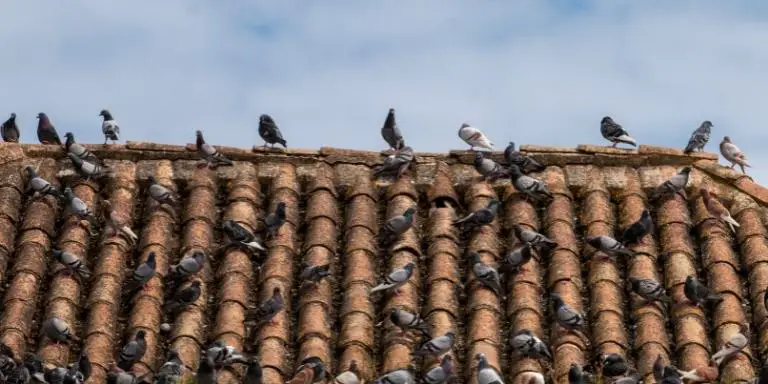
[458,123,494,151]
[711,324,748,366]
[720,136,751,174]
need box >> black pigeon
[0,342,15,376]
[24,166,63,200]
[64,132,101,164]
[196,357,216,384]
[471,251,502,296]
[453,200,501,232]
[498,243,534,275]
[388,307,430,338]
[629,277,672,304]
[155,349,184,384]
[258,114,287,148]
[619,210,653,246]
[1,113,19,143]
[380,207,416,245]
[653,355,666,382]
[244,358,263,384]
[126,252,157,292]
[100,109,120,144]
[249,286,284,327]
[264,202,287,238]
[372,146,414,179]
[36,113,62,145]
[600,116,637,147]
[756,359,768,384]
[164,280,202,315]
[684,121,712,154]
[117,330,147,371]
[196,130,233,168]
[381,108,405,151]
[684,275,724,307]
[568,364,590,384]
[551,292,584,331]
[601,353,629,377]
[509,165,553,200]
[504,142,545,173]
[473,152,508,181]
[222,220,266,253]
[299,263,331,291]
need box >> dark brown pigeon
[36,113,61,145]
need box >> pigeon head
[508,164,523,177]
[474,151,485,162]
[460,123,470,129]
[135,330,147,340]
[507,141,516,149]
[601,353,624,365]
[196,130,205,145]
[8,113,15,120]
[99,109,113,120]
[146,252,157,266]
[470,251,482,264]
[190,280,202,290]
[680,167,692,174]
[272,286,282,296]
[36,112,46,119]
[474,352,489,368]
[388,108,395,114]
[584,236,601,249]
[402,262,416,272]
[403,207,416,218]
[640,209,650,219]
[723,136,732,143]
[348,360,359,374]
[601,116,613,124]
[685,275,695,285]
[569,364,584,381]
[701,120,713,129]
[64,132,75,141]
[444,331,456,340]
[628,276,641,287]
[488,199,501,208]
[275,202,287,216]
[24,166,37,178]
[63,186,74,198]
[147,175,158,185]
[550,292,564,307]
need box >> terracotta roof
[0,141,766,383]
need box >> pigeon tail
[616,135,637,147]
[370,283,395,294]
[244,241,266,252]
[120,226,139,242]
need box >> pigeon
[169,250,206,281]
[551,292,584,331]
[299,263,331,291]
[755,360,768,384]
[453,200,501,231]
[619,210,653,246]
[6,357,31,384]
[196,130,233,168]
[498,243,534,275]
[458,123,494,151]
[659,365,684,384]
[373,369,414,384]
[286,356,326,384]
[117,330,147,370]
[155,349,184,384]
[508,165,553,200]
[711,324,748,366]
[258,114,287,148]
[264,202,287,238]
[720,136,750,174]
[684,275,724,308]
[677,363,719,382]
[45,366,68,384]
[421,355,453,384]
[36,113,62,145]
[52,248,92,281]
[205,340,248,368]
[568,364,590,384]
[600,116,637,147]
[249,286,284,326]
[63,186,94,221]
[601,353,629,377]
[475,353,503,384]
[1,113,19,143]
[585,235,634,258]
[684,121,712,154]
[41,317,79,344]
[24,166,63,200]
[100,109,120,144]
[333,360,360,384]
[222,220,266,252]
[513,224,557,251]
[68,153,109,180]
[163,280,202,315]
[413,331,456,357]
[473,152,508,181]
[106,362,150,384]
[370,262,415,296]
[67,350,92,383]
[64,132,101,164]
[196,357,217,384]
[510,329,552,360]
[126,252,156,292]
[0,342,15,376]
[244,358,263,384]
[613,371,641,384]
[518,372,545,384]
[372,145,415,179]
[380,207,416,245]
[653,355,666,382]
[388,307,431,338]
[629,277,673,304]
[504,142,545,173]
[147,176,178,206]
[652,167,692,200]
[701,188,740,233]
[471,251,503,296]
[102,199,139,244]
[381,108,405,151]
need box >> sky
[1,1,767,183]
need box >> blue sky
[1,1,767,183]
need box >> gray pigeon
[68,153,108,180]
[67,351,91,383]
[196,130,233,169]
[413,331,455,357]
[205,340,248,368]
[504,142,545,173]
[63,187,94,222]
[551,293,584,331]
[388,307,430,338]
[264,202,287,238]
[222,220,266,252]
[453,200,501,231]
[585,235,634,258]
[147,176,177,205]
[473,152,508,181]
[380,207,416,244]
[652,167,691,200]
[659,365,683,384]
[510,329,552,360]
[370,262,415,296]
[600,116,637,147]
[381,108,405,151]
[41,317,79,344]
[45,366,67,384]
[333,360,360,384]
[373,146,415,179]
[513,224,557,251]
[24,166,63,200]
[107,363,149,384]
[720,136,750,174]
[163,280,202,315]
[249,286,284,327]
[619,210,653,246]
[475,353,503,384]
[100,109,120,144]
[117,330,147,370]
[299,263,331,291]
[196,357,217,384]
[508,165,553,200]
[169,250,206,281]
[258,114,287,148]
[498,243,534,275]
[155,349,184,384]
[36,113,62,145]
[285,356,326,383]
[421,355,453,384]
[52,248,92,281]
[373,369,414,384]
[653,355,666,382]
[64,132,102,164]
[1,113,19,143]
[471,251,503,296]
[684,275,724,308]
[244,358,263,384]
[684,121,712,154]
[568,364,590,384]
[601,353,629,377]
[126,252,157,292]
[629,277,672,304]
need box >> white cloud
[1,1,767,183]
